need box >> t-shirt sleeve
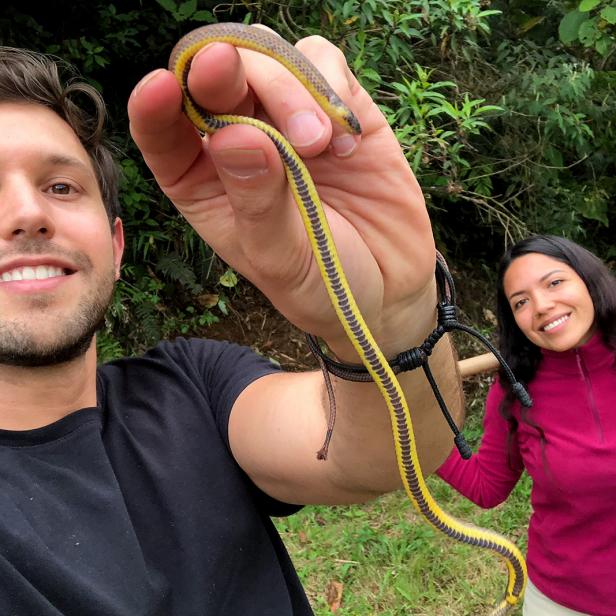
[185,338,279,448]
[161,337,301,516]
[436,379,524,508]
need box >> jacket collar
[539,332,615,375]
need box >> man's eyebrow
[46,153,93,173]
[507,269,565,300]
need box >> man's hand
[128,27,436,361]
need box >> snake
[169,22,527,615]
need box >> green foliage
[560,0,616,58]
[386,65,502,174]
[155,0,214,23]
[486,37,615,245]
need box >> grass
[275,380,532,615]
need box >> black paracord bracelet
[306,255,532,461]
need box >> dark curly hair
[0,46,121,226]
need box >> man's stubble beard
[0,268,116,368]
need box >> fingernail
[132,69,166,98]
[215,148,269,179]
[332,133,358,157]
[286,111,326,148]
[194,42,221,62]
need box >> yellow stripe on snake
[169,23,527,615]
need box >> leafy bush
[560,0,616,59]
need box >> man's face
[0,102,124,366]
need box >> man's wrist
[319,277,438,364]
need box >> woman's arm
[437,380,524,508]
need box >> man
[0,29,462,615]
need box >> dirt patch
[204,283,318,372]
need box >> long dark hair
[496,235,616,435]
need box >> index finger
[128,68,215,194]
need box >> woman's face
[503,253,596,352]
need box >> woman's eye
[549,279,563,288]
[513,298,527,310]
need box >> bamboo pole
[458,352,500,378]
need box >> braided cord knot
[307,255,532,460]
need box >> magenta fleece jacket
[437,334,616,615]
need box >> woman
[438,235,616,615]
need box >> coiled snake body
[169,22,527,615]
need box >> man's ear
[111,217,125,280]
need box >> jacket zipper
[575,350,604,442]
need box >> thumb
[208,124,312,284]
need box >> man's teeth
[543,315,569,331]
[1,265,66,282]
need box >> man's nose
[0,182,56,241]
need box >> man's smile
[1,264,68,281]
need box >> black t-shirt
[0,338,313,615]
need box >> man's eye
[48,183,74,195]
